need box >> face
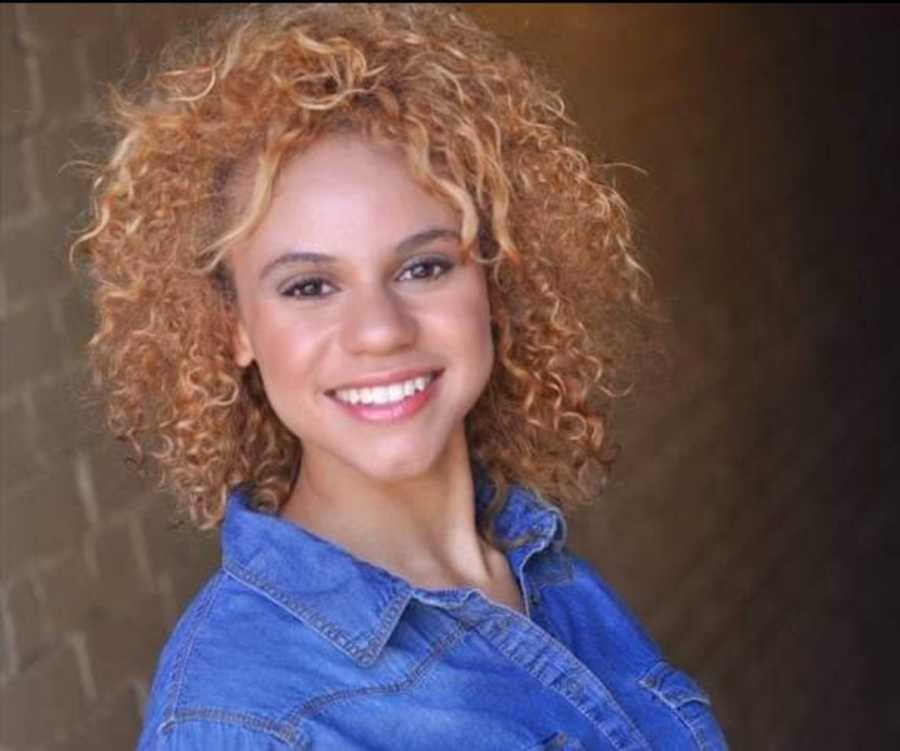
[229,134,494,486]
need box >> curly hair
[72,3,657,541]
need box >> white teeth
[335,373,434,406]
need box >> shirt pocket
[523,731,585,750]
[638,661,729,751]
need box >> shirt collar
[221,465,567,666]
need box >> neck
[280,431,495,590]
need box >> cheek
[246,313,320,391]
[453,275,495,373]
[472,294,494,361]
[473,272,494,344]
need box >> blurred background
[1,4,897,749]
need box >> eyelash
[280,257,454,299]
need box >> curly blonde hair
[73,3,657,539]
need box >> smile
[333,372,438,406]
[328,371,442,424]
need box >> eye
[281,277,336,299]
[397,257,453,282]
[279,257,452,300]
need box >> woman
[75,4,728,749]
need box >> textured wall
[0,6,224,749]
[1,4,897,749]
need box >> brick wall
[1,4,897,749]
[0,5,224,749]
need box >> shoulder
[536,551,730,747]
[138,570,331,750]
[536,548,663,668]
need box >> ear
[232,315,255,368]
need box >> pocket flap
[639,661,712,709]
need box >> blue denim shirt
[138,470,728,750]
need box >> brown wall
[1,4,897,749]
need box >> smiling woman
[72,3,728,749]
[228,134,497,559]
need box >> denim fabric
[138,469,728,750]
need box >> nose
[339,284,417,355]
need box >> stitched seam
[639,663,714,750]
[224,558,407,662]
[165,574,226,721]
[555,665,648,750]
[638,664,711,708]
[359,584,409,662]
[669,704,713,751]
[158,707,302,746]
[223,560,356,652]
[679,705,714,751]
[490,621,650,751]
[285,621,470,724]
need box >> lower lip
[329,372,442,424]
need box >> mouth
[325,369,444,409]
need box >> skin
[229,134,524,612]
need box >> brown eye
[398,258,453,282]
[281,277,336,298]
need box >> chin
[344,438,454,484]
[357,455,436,485]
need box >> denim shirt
[138,471,728,750]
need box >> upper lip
[327,368,442,394]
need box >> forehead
[227,134,460,264]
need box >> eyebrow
[258,227,461,282]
